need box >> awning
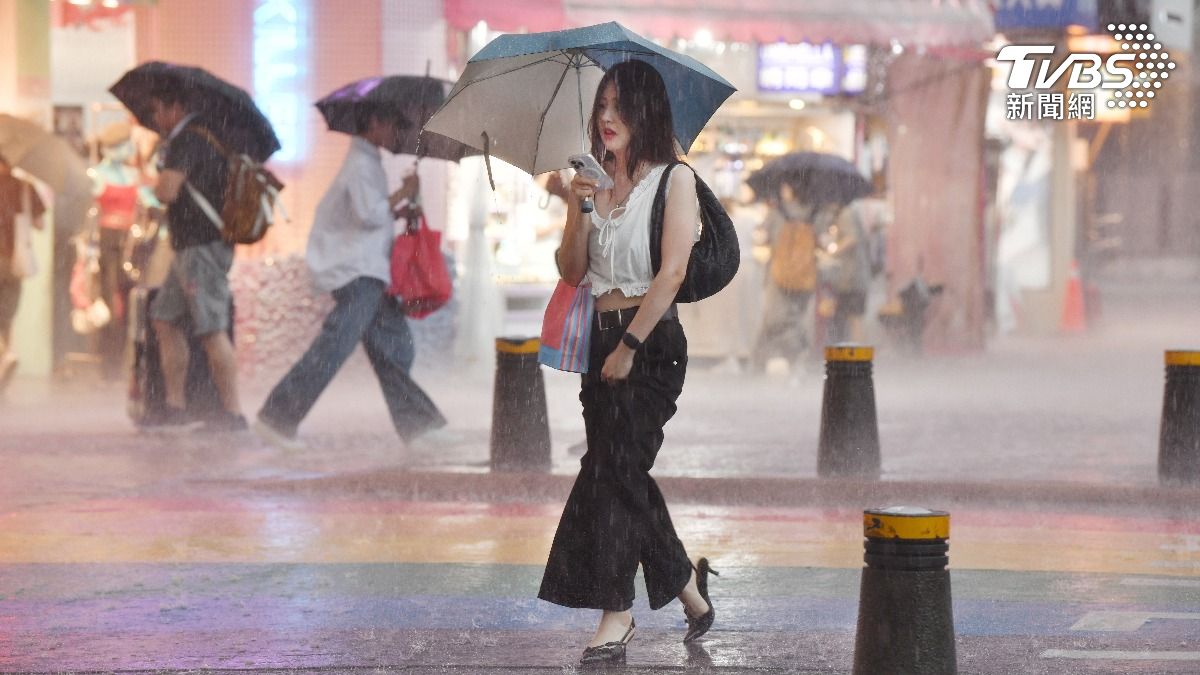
[443,0,566,34]
[563,0,995,49]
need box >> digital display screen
[758,42,868,96]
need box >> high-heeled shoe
[579,617,636,665]
[683,557,719,643]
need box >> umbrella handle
[580,197,594,214]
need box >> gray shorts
[150,241,234,336]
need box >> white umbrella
[422,22,736,178]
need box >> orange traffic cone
[1060,260,1086,333]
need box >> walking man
[148,86,245,431]
[253,105,446,449]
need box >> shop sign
[997,23,1174,121]
[994,0,1099,32]
[254,0,309,162]
[757,42,867,96]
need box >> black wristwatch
[621,332,642,351]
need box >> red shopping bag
[388,215,452,318]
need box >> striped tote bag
[538,280,594,373]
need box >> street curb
[254,468,1200,513]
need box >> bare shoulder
[667,163,698,196]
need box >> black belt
[596,304,678,331]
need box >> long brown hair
[588,59,678,181]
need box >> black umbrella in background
[109,61,281,162]
[315,75,478,162]
[747,152,871,211]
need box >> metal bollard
[853,507,957,675]
[491,337,551,472]
[817,344,881,478]
[1159,350,1200,486]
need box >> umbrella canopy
[0,114,93,233]
[747,152,872,210]
[422,21,736,176]
[109,61,281,162]
[315,75,477,162]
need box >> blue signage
[994,0,1099,31]
[757,43,867,96]
[254,0,309,162]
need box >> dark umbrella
[748,152,871,210]
[315,75,477,162]
[109,61,281,162]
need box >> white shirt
[307,137,395,292]
[585,163,699,297]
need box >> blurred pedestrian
[538,60,717,666]
[92,121,158,381]
[0,154,46,391]
[252,104,446,450]
[753,183,818,372]
[818,200,873,344]
[147,85,245,431]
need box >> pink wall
[134,2,253,89]
[133,1,384,255]
[886,54,989,353]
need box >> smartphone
[567,153,614,191]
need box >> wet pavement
[1,279,1199,672]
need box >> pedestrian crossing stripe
[1070,610,1200,631]
[1042,649,1200,661]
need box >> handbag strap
[648,160,687,276]
[649,160,724,274]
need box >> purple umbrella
[316,75,477,162]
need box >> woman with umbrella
[538,59,717,665]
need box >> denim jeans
[258,276,445,440]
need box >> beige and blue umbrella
[421,21,736,179]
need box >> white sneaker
[407,427,464,451]
[252,416,306,451]
[765,357,791,377]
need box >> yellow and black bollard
[817,344,881,478]
[1159,350,1200,486]
[491,337,552,472]
[853,507,956,675]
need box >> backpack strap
[185,124,232,159]
[177,124,231,234]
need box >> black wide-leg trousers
[539,312,692,611]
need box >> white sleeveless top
[586,163,700,297]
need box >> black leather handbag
[649,161,740,303]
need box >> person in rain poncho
[252,103,446,450]
[818,200,873,344]
[538,60,718,666]
[753,182,819,372]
